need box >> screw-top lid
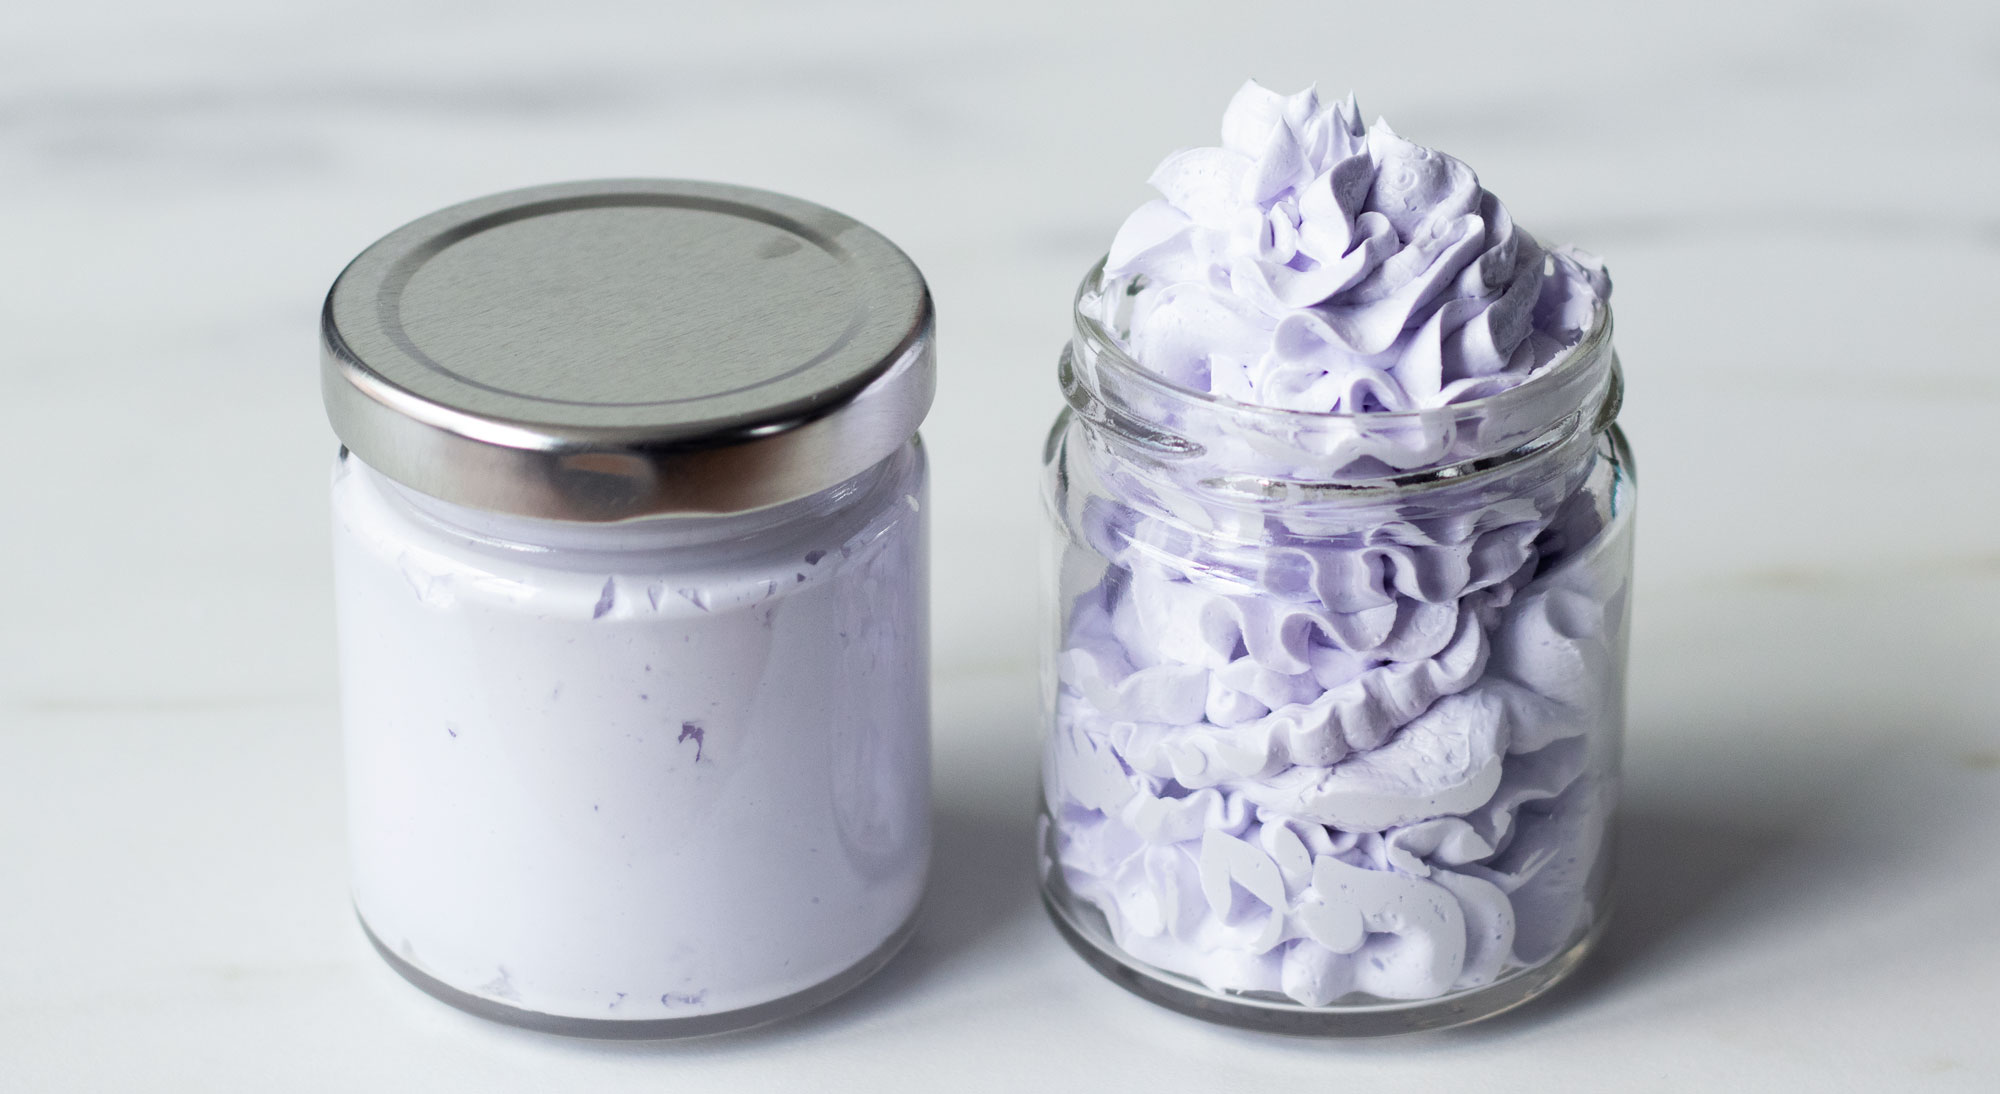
[321,179,934,521]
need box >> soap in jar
[1039,83,1635,1035]
[323,179,937,1037]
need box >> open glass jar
[1040,261,1635,1035]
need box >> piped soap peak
[1102,81,1610,414]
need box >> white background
[3,1,1997,1089]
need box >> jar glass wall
[1039,263,1634,1035]
[332,439,930,1037]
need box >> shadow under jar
[322,180,935,1038]
[1039,261,1635,1035]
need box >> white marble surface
[3,0,1997,1089]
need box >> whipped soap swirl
[1101,82,1608,413]
[1045,82,1628,1009]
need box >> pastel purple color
[1100,82,1609,413]
[1046,82,1628,1008]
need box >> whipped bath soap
[323,180,935,1037]
[1039,82,1635,1034]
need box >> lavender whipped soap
[1039,83,1635,1033]
[323,180,935,1037]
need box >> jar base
[1042,888,1602,1036]
[358,908,918,1040]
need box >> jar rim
[1068,257,1613,429]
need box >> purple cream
[1039,82,1635,1028]
[1103,82,1608,416]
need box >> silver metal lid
[322,179,934,521]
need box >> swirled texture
[1100,81,1610,413]
[1046,82,1628,1008]
[1047,485,1631,1004]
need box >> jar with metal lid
[322,180,934,1038]
[1039,260,1635,1035]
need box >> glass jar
[322,180,935,1038]
[1039,261,1634,1035]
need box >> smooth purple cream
[323,180,939,1037]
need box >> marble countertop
[3,1,1996,1089]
